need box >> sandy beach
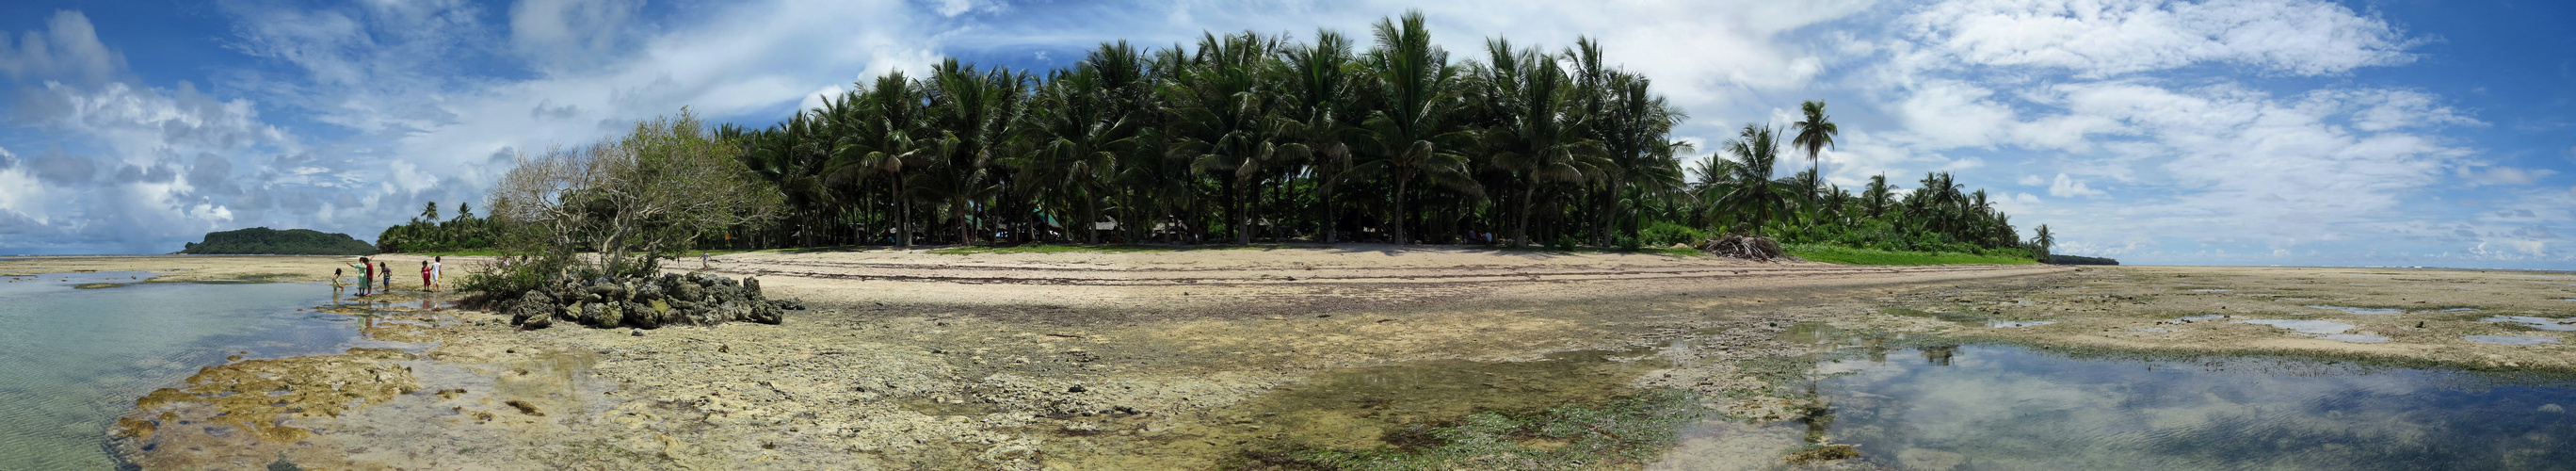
[12,250,2568,469]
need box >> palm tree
[1861,174,1893,219]
[2032,224,2054,261]
[1167,31,1284,245]
[1477,39,1602,246]
[1790,100,1838,197]
[1348,10,1476,244]
[1711,124,1798,236]
[913,58,1029,245]
[1278,30,1361,243]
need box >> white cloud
[0,10,126,84]
[1902,0,2414,77]
[2048,172,2104,197]
[2461,167,2557,187]
[2018,174,2044,186]
[509,0,645,73]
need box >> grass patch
[1784,243,2037,266]
[1234,389,1706,470]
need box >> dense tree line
[623,12,2037,257]
[374,201,499,252]
[180,227,378,255]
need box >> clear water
[2483,317,2576,332]
[2306,305,2406,315]
[2238,318,2390,343]
[0,272,357,469]
[2464,335,2562,346]
[1798,345,2576,470]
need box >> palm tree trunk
[1392,170,1412,245]
[1504,182,1524,247]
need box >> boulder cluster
[505,272,806,330]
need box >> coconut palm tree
[1476,39,1602,246]
[1711,124,1798,236]
[1348,10,1477,244]
[1790,100,1838,199]
[1278,30,1362,243]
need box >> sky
[0,0,2571,268]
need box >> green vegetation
[460,111,783,298]
[666,11,2050,255]
[373,201,499,253]
[1784,243,2037,266]
[1237,390,1705,470]
[178,227,378,255]
[445,10,2061,284]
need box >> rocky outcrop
[507,272,804,330]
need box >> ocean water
[0,272,359,469]
[1802,345,2576,470]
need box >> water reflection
[1795,345,2576,470]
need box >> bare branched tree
[489,109,783,277]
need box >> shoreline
[8,252,2568,468]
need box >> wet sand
[31,251,2570,469]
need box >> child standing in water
[420,261,432,292]
[351,257,373,296]
[379,262,393,292]
[430,256,443,291]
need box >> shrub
[1638,221,1707,247]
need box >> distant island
[2049,254,2118,265]
[178,227,378,255]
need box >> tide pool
[0,272,360,469]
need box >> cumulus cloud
[1902,0,2415,77]
[0,10,126,84]
[2048,173,2103,197]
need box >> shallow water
[2483,317,2576,332]
[0,272,357,469]
[2464,335,2562,346]
[2306,305,2405,315]
[2238,318,2389,343]
[1679,344,2576,470]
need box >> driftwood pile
[1697,235,1790,262]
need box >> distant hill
[179,227,378,255]
[2049,254,2119,266]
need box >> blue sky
[0,0,2570,268]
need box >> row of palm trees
[709,11,2036,254]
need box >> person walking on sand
[351,257,373,296]
[420,261,433,293]
[430,256,443,291]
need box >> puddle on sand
[2307,305,2406,315]
[2464,335,2562,346]
[2188,288,2232,292]
[1985,320,2053,328]
[2237,319,2390,343]
[1657,344,2576,470]
[2483,317,2576,332]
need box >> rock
[596,302,627,328]
[521,313,554,330]
[743,277,762,297]
[632,329,645,337]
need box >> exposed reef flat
[64,252,2573,469]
